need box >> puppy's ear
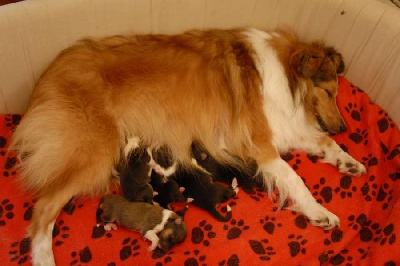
[290,49,324,78]
[327,47,345,73]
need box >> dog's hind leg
[29,162,114,266]
[29,188,79,266]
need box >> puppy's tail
[209,205,232,222]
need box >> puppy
[150,171,187,209]
[191,141,263,193]
[171,167,238,222]
[11,27,367,265]
[96,195,187,251]
[120,144,155,203]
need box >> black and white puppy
[171,168,238,222]
[120,143,156,203]
[150,171,187,209]
[191,141,263,193]
[96,195,187,251]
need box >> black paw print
[344,102,363,122]
[306,153,319,163]
[0,199,14,226]
[0,136,7,152]
[191,220,216,246]
[21,201,33,221]
[70,246,92,265]
[52,219,70,246]
[350,83,364,95]
[349,128,368,145]
[183,249,207,265]
[293,214,308,229]
[120,237,141,260]
[9,237,30,264]
[91,224,112,239]
[246,187,266,202]
[248,239,276,261]
[319,249,352,265]
[312,177,332,204]
[347,214,396,245]
[333,175,357,199]
[260,215,282,234]
[5,114,22,129]
[288,234,307,257]
[361,153,378,167]
[281,152,302,170]
[377,110,395,133]
[218,254,239,266]
[323,228,343,245]
[380,142,400,162]
[62,198,84,215]
[224,219,249,240]
[361,176,393,210]
[389,172,400,182]
[3,156,17,177]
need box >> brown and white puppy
[11,27,366,265]
[96,195,187,251]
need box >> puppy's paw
[337,156,367,176]
[104,223,117,231]
[147,244,157,252]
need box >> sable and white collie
[11,27,366,266]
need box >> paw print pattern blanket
[0,77,399,265]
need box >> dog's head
[158,215,187,250]
[289,41,346,134]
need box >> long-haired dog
[10,27,366,266]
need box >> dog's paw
[295,204,340,230]
[337,155,367,176]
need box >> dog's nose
[339,124,347,133]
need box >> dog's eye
[325,89,332,98]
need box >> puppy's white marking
[124,136,141,158]
[143,209,174,250]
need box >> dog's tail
[209,205,232,222]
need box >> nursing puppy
[191,141,263,192]
[11,27,367,265]
[120,144,155,203]
[171,167,238,222]
[150,171,187,209]
[96,195,187,251]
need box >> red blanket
[1,77,399,265]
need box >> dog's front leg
[300,136,367,176]
[259,158,340,229]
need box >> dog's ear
[327,47,345,74]
[290,49,324,78]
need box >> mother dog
[11,28,366,266]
